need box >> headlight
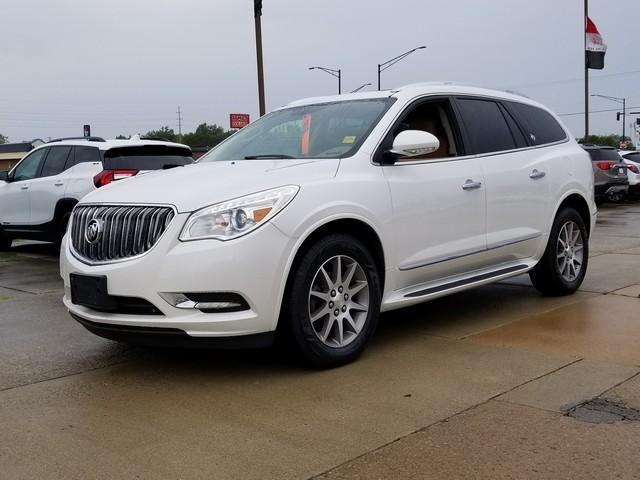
[179,185,299,241]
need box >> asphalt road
[1,203,640,479]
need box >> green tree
[578,134,635,150]
[181,123,233,148]
[0,133,7,144]
[145,126,178,142]
[115,134,130,140]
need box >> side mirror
[0,171,8,182]
[388,130,440,159]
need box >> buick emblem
[85,219,103,244]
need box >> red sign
[230,113,250,129]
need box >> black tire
[55,211,72,245]
[280,234,382,368]
[0,234,11,251]
[530,207,589,296]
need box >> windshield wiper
[244,154,295,159]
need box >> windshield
[200,98,394,162]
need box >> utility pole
[254,0,266,116]
[176,106,183,140]
[584,0,589,140]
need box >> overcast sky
[0,0,637,143]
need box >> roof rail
[396,82,530,99]
[48,136,106,143]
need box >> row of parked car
[583,145,640,204]
[0,83,612,366]
[0,135,193,249]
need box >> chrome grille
[70,205,175,263]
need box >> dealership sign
[230,114,250,129]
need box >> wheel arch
[553,192,592,236]
[54,197,79,221]
[276,217,386,328]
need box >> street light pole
[309,67,342,94]
[377,46,426,90]
[350,83,372,93]
[591,94,626,143]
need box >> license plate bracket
[70,274,117,311]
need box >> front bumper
[61,213,293,339]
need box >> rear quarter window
[506,102,567,146]
[103,145,193,170]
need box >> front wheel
[281,234,382,368]
[530,207,589,296]
[0,234,12,251]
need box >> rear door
[455,97,564,263]
[28,146,72,225]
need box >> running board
[404,265,529,299]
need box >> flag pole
[584,0,589,140]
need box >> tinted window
[622,152,640,163]
[584,148,622,162]
[12,148,47,181]
[456,98,517,154]
[507,102,567,145]
[500,104,528,148]
[103,146,193,170]
[68,146,101,169]
[40,146,72,177]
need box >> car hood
[80,159,340,212]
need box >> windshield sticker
[301,114,312,155]
[342,136,356,144]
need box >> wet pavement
[1,204,640,479]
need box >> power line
[177,106,183,138]
[558,106,640,117]
[510,69,640,90]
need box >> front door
[381,97,487,291]
[0,148,48,227]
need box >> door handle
[529,169,546,180]
[462,179,482,190]
[20,185,29,190]
[54,181,64,186]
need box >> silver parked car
[582,145,628,203]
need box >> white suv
[0,136,192,249]
[60,84,596,367]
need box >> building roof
[0,142,34,154]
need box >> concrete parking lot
[1,203,640,479]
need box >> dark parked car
[582,145,628,203]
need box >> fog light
[159,292,250,313]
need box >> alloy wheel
[556,220,584,282]
[308,255,370,348]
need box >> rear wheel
[530,207,588,296]
[607,190,625,203]
[281,234,381,368]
